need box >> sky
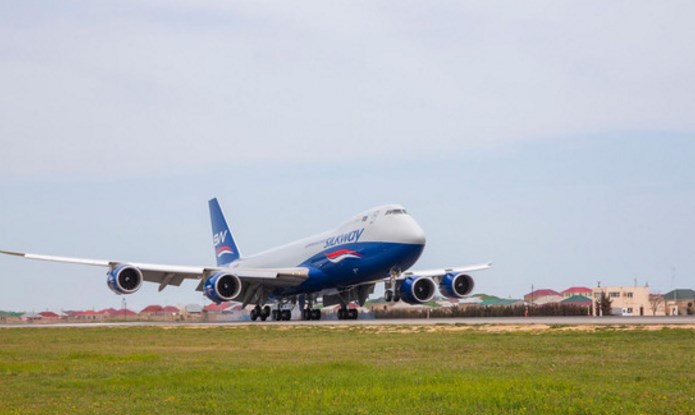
[1,1,694,312]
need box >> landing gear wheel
[303,308,321,320]
[281,310,291,321]
[251,305,262,322]
[393,292,400,302]
[259,305,270,321]
[272,310,281,321]
[339,308,354,320]
[385,290,393,302]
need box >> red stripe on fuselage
[325,249,359,260]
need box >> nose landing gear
[385,268,401,303]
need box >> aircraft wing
[401,262,493,279]
[0,249,309,291]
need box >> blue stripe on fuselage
[273,241,424,297]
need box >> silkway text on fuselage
[324,228,365,248]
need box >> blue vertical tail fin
[208,198,241,266]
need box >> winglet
[208,198,242,266]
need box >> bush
[373,303,591,319]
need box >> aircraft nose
[402,218,426,245]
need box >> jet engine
[438,273,475,298]
[203,272,243,304]
[107,264,143,295]
[399,276,437,305]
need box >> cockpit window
[385,209,407,215]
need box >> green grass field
[1,325,694,414]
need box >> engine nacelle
[203,272,243,304]
[439,273,475,298]
[107,264,143,295]
[399,276,437,305]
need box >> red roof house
[162,306,180,314]
[97,308,119,315]
[98,308,137,318]
[140,305,164,314]
[204,302,234,312]
[561,287,592,298]
[72,310,102,320]
[38,311,60,319]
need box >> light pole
[672,266,677,316]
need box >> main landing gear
[384,289,400,303]
[271,309,292,321]
[248,295,323,322]
[301,296,321,320]
[337,306,358,320]
[250,305,271,321]
[302,308,322,320]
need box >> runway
[3,315,695,328]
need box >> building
[70,310,102,321]
[38,311,61,320]
[184,304,203,314]
[181,304,204,320]
[561,287,592,299]
[561,295,592,305]
[524,289,561,304]
[662,289,695,316]
[101,308,137,319]
[21,311,42,321]
[592,286,650,316]
[533,295,564,305]
[203,302,234,313]
[479,297,523,307]
[0,311,23,323]
[161,306,181,316]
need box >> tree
[596,292,612,316]
[649,294,664,316]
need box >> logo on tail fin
[215,246,234,257]
[213,230,228,246]
[213,230,234,258]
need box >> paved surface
[2,316,695,328]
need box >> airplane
[0,198,491,321]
